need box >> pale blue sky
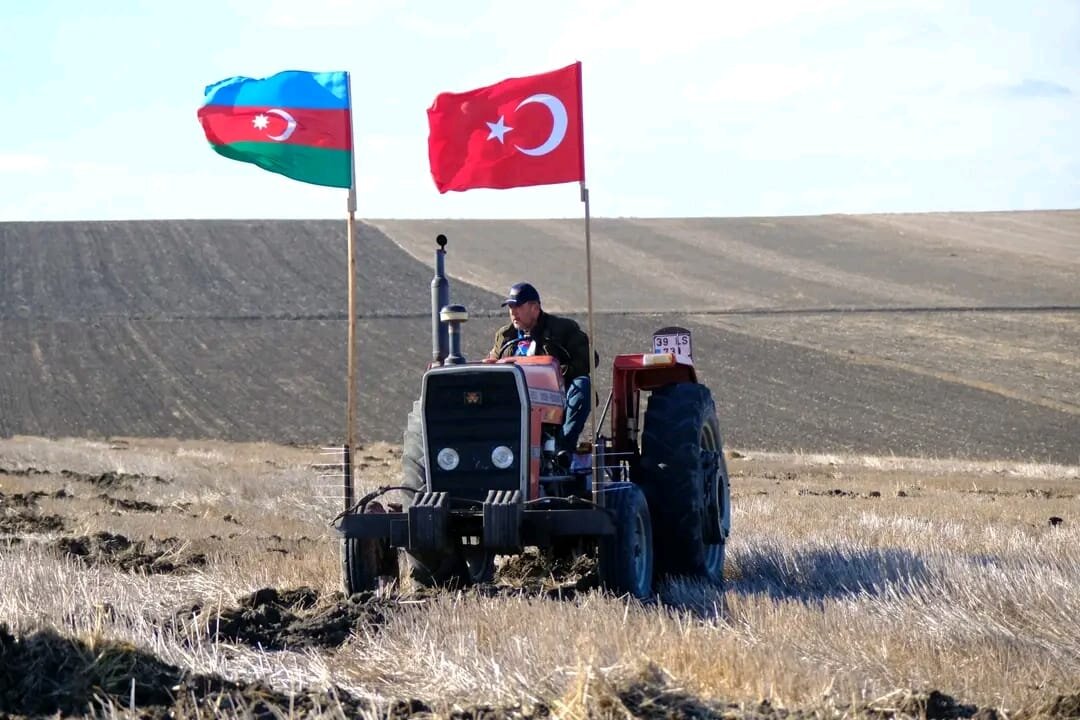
[1,0,1077,220]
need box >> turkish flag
[427,62,585,193]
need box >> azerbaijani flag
[198,70,353,189]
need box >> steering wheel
[494,336,574,377]
[496,337,527,357]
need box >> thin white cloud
[546,0,860,61]
[1000,79,1073,98]
[241,0,403,29]
[396,13,476,39]
[684,64,825,105]
[0,154,49,174]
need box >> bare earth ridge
[1,211,1078,463]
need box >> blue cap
[501,282,541,307]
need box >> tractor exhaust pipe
[431,234,450,365]
[441,305,468,364]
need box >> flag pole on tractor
[198,69,357,508]
[579,179,598,500]
[343,72,359,514]
[573,63,600,503]
[426,61,601,499]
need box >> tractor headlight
[491,446,514,469]
[436,447,460,471]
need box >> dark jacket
[489,311,592,381]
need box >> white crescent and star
[252,108,297,142]
[485,93,568,157]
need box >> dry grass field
[2,435,1077,719]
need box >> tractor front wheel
[461,548,496,584]
[341,534,393,595]
[596,484,654,600]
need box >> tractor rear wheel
[639,382,730,584]
[596,484,654,599]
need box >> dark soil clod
[97,493,161,513]
[1032,693,1080,719]
[0,466,170,489]
[52,531,206,574]
[174,586,386,650]
[0,489,68,535]
[0,490,48,508]
[0,623,380,719]
[796,488,885,499]
[0,509,65,535]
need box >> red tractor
[334,235,731,599]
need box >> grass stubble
[1,436,1078,718]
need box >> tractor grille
[423,368,525,504]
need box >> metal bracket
[483,489,522,551]
[408,491,450,551]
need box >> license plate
[652,330,692,359]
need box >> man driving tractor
[487,282,592,453]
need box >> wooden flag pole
[571,65,601,505]
[344,195,357,510]
[581,181,601,505]
[343,72,359,511]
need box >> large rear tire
[639,382,730,584]
[596,484,654,600]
